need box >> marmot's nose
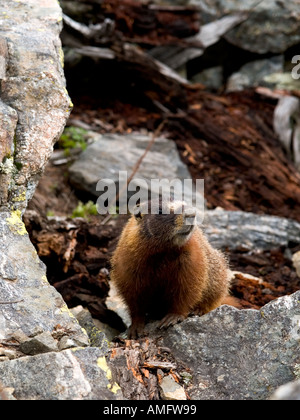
[183,208,196,225]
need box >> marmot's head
[132,200,197,248]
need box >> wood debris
[109,337,190,400]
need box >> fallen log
[173,89,300,222]
[62,0,201,45]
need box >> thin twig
[101,213,113,225]
[101,121,166,225]
[126,120,166,188]
[143,360,177,370]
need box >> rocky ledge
[0,0,93,395]
[161,291,300,400]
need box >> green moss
[58,126,88,156]
[71,201,98,219]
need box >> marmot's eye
[134,208,143,219]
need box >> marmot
[110,200,231,339]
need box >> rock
[292,252,300,278]
[203,209,300,250]
[189,0,300,54]
[0,211,89,347]
[273,96,300,169]
[106,282,131,329]
[58,336,78,351]
[0,100,18,207]
[227,56,284,92]
[270,380,300,400]
[0,382,16,401]
[149,15,246,70]
[71,306,115,346]
[159,375,187,400]
[68,133,204,210]
[0,348,17,361]
[161,291,300,400]
[191,66,223,90]
[0,1,88,355]
[10,330,29,344]
[92,319,122,343]
[0,347,123,400]
[0,0,72,212]
[19,332,58,356]
[264,73,300,92]
[0,37,8,80]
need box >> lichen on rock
[0,0,72,212]
[0,0,87,369]
[6,210,27,236]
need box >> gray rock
[0,382,16,400]
[10,329,29,344]
[146,0,300,54]
[191,66,223,90]
[149,15,246,70]
[0,100,18,207]
[92,319,122,343]
[161,291,300,400]
[0,0,89,359]
[271,380,300,400]
[203,209,300,250]
[19,332,58,356]
[0,37,8,80]
[189,0,300,54]
[0,347,123,400]
[0,348,17,360]
[0,0,72,212]
[273,96,300,170]
[0,211,89,347]
[71,306,113,346]
[160,375,187,400]
[227,56,284,92]
[264,72,300,92]
[69,133,204,211]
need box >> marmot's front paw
[158,313,186,329]
[128,322,145,339]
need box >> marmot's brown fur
[110,200,231,339]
